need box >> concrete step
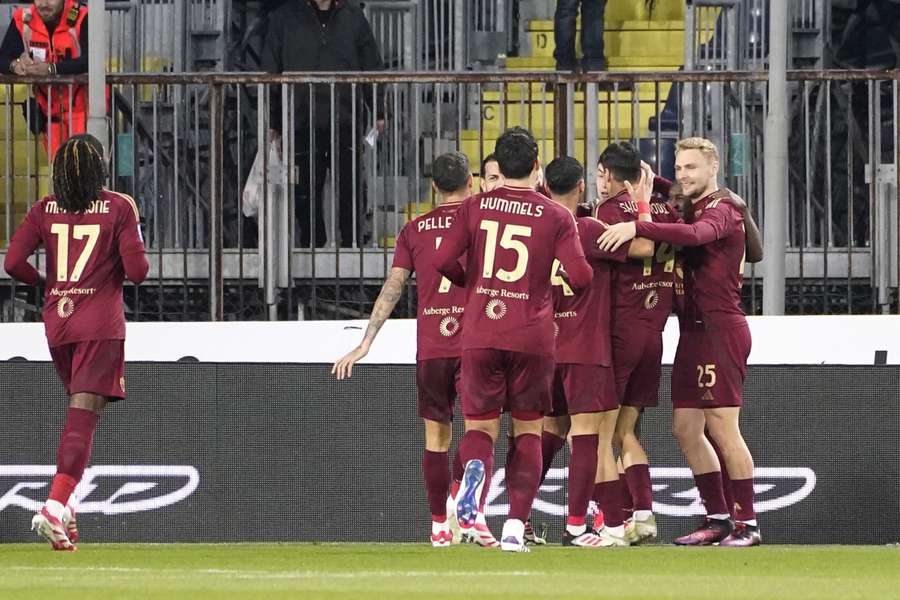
[476,100,659,135]
[506,56,682,70]
[479,82,674,103]
[527,19,686,32]
[0,174,52,200]
[0,140,51,172]
[528,29,685,59]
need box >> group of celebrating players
[334,126,764,552]
[3,124,762,553]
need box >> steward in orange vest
[1,0,89,158]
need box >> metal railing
[364,0,514,71]
[685,0,830,72]
[1,70,897,322]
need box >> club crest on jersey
[485,299,507,320]
[439,316,460,337]
[57,295,75,319]
[644,290,660,310]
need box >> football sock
[625,464,653,513]
[507,433,541,522]
[567,434,599,523]
[694,471,730,518]
[595,479,628,528]
[458,430,494,476]
[49,407,99,508]
[619,473,634,521]
[539,431,566,485]
[730,478,757,523]
[44,498,66,522]
[478,451,494,512]
[422,450,450,521]
[452,449,464,484]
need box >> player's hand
[597,221,637,252]
[332,344,369,380]
[625,169,651,205]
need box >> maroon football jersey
[392,201,467,360]
[553,217,629,366]
[594,190,679,332]
[433,185,591,357]
[634,189,746,330]
[12,190,146,346]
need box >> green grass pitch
[1,543,898,599]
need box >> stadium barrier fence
[1,70,898,321]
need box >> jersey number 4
[643,242,676,277]
[479,220,532,283]
[50,223,100,282]
[551,259,574,297]
[435,237,452,293]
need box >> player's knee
[672,421,701,446]
[423,419,452,451]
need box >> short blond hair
[675,137,719,163]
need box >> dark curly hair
[52,134,107,213]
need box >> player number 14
[50,223,100,283]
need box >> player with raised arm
[586,142,672,545]
[539,156,653,547]
[332,152,482,547]
[433,127,592,553]
[598,137,762,547]
[4,134,148,551]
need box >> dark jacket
[260,0,384,132]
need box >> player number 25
[50,223,100,283]
[696,364,717,388]
[643,242,676,277]
[479,220,532,283]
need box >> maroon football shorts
[461,348,554,418]
[49,339,126,400]
[550,363,618,416]
[671,324,752,409]
[415,357,461,424]
[612,325,663,408]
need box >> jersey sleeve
[581,218,630,264]
[3,204,44,286]
[554,212,592,290]
[391,224,415,272]
[114,197,149,283]
[635,202,738,247]
[432,201,469,287]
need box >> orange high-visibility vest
[13,0,88,122]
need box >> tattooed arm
[332,267,411,379]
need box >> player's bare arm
[332,267,410,379]
[726,191,764,264]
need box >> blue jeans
[553,0,607,71]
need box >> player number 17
[50,223,100,283]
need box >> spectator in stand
[0,0,90,158]
[553,0,607,72]
[261,0,384,248]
